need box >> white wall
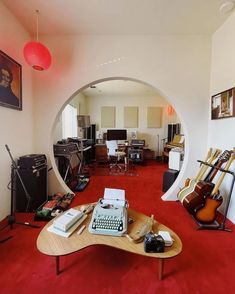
[86,92,180,153]
[0,3,34,221]
[33,35,211,203]
[209,12,235,223]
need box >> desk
[95,144,108,163]
[37,205,182,280]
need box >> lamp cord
[36,9,39,42]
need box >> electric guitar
[178,148,221,203]
[182,150,232,215]
[195,152,235,224]
[178,148,213,200]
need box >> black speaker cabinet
[87,124,96,142]
[86,124,96,161]
[162,169,179,192]
[14,165,47,212]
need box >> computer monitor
[107,129,127,141]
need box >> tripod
[0,145,40,243]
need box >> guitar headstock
[218,150,232,163]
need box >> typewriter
[88,189,128,237]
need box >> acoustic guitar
[182,150,231,215]
[178,148,212,200]
[195,152,235,224]
[178,148,221,203]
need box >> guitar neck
[206,161,224,182]
[195,149,221,182]
[211,154,235,195]
[204,150,231,183]
[194,148,212,182]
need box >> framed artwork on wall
[211,88,235,120]
[0,50,22,111]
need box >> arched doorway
[51,77,185,194]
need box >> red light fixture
[23,10,51,71]
[24,41,51,71]
[167,105,175,116]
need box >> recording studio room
[1,1,235,294]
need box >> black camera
[144,233,165,253]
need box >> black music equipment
[129,140,145,164]
[87,124,96,161]
[131,139,145,148]
[15,154,47,212]
[107,129,127,141]
[54,143,79,184]
[18,154,46,169]
[162,169,179,192]
[87,124,96,142]
[53,143,78,156]
[167,123,180,142]
[0,145,40,244]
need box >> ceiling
[2,0,234,36]
[2,0,234,98]
[82,80,159,98]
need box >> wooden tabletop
[37,205,182,259]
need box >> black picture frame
[0,50,22,110]
[211,88,235,120]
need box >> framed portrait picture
[0,50,22,110]
[211,88,235,120]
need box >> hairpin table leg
[56,256,60,275]
[159,258,164,280]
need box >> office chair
[106,140,126,171]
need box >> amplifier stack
[18,154,47,169]
[14,154,48,212]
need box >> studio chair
[106,140,126,172]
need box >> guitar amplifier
[18,154,47,169]
[15,156,47,212]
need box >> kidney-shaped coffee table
[37,204,182,280]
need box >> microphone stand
[0,145,40,244]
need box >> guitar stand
[0,145,40,244]
[195,218,232,232]
[194,160,235,232]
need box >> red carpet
[0,160,235,294]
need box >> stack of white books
[53,208,84,232]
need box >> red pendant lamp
[167,105,175,116]
[23,10,51,71]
